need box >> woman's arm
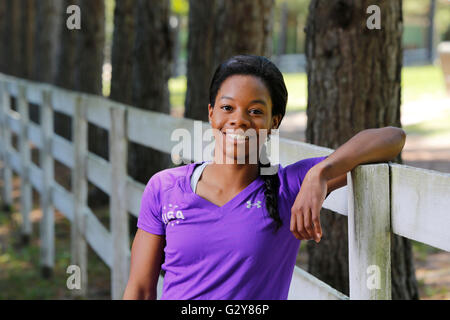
[290,126,406,242]
[123,229,165,300]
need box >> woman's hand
[290,165,328,243]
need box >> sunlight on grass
[401,65,447,103]
[404,109,450,137]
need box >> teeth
[226,133,247,140]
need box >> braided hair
[209,55,288,233]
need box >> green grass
[401,65,448,103]
[0,206,111,299]
[166,65,447,113]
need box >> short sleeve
[281,156,328,199]
[137,174,165,235]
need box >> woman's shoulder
[145,162,196,193]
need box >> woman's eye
[250,109,263,114]
[221,105,232,111]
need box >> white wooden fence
[0,73,449,300]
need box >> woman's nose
[229,109,250,128]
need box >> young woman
[123,55,406,300]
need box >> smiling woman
[122,55,406,300]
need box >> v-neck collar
[184,161,264,211]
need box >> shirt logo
[246,200,262,209]
[162,204,185,226]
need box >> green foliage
[172,0,189,16]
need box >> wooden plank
[71,95,88,297]
[29,162,43,193]
[18,85,32,241]
[109,106,130,300]
[126,178,145,218]
[52,182,74,222]
[7,112,21,135]
[8,148,21,173]
[26,85,43,105]
[84,207,113,268]
[52,135,74,169]
[52,88,76,117]
[40,90,55,273]
[390,164,450,252]
[28,122,43,149]
[86,152,110,195]
[347,164,391,300]
[288,266,349,300]
[84,94,111,130]
[0,82,13,207]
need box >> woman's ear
[271,114,282,130]
[208,103,213,123]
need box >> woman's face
[208,75,282,164]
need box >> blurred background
[0,0,449,300]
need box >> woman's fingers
[303,209,315,240]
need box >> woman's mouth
[222,131,250,144]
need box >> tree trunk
[184,0,275,122]
[0,1,6,73]
[304,0,419,299]
[3,0,21,77]
[277,1,288,56]
[74,0,107,163]
[110,0,136,105]
[33,0,63,83]
[54,0,79,142]
[55,0,78,90]
[20,0,35,79]
[130,0,173,182]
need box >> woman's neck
[206,159,260,192]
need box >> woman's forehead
[217,75,271,104]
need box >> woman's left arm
[290,126,406,243]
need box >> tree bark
[55,0,78,90]
[130,0,173,182]
[110,0,136,105]
[304,0,418,299]
[33,0,63,83]
[74,0,107,163]
[20,0,35,79]
[2,0,21,77]
[184,0,275,122]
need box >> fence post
[18,84,32,243]
[109,105,130,300]
[72,95,88,297]
[0,82,13,211]
[347,164,391,299]
[40,89,54,278]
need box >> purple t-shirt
[137,156,327,300]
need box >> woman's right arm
[123,228,165,300]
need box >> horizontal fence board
[86,152,111,195]
[126,178,145,218]
[29,162,43,194]
[28,122,43,149]
[84,94,111,130]
[127,107,212,161]
[52,182,74,222]
[288,266,348,300]
[52,89,76,117]
[52,135,74,169]
[7,112,20,135]
[8,149,21,173]
[26,85,43,105]
[6,81,19,98]
[390,164,450,251]
[84,207,113,268]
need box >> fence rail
[0,73,449,300]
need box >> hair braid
[259,144,282,233]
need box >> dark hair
[209,55,288,232]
